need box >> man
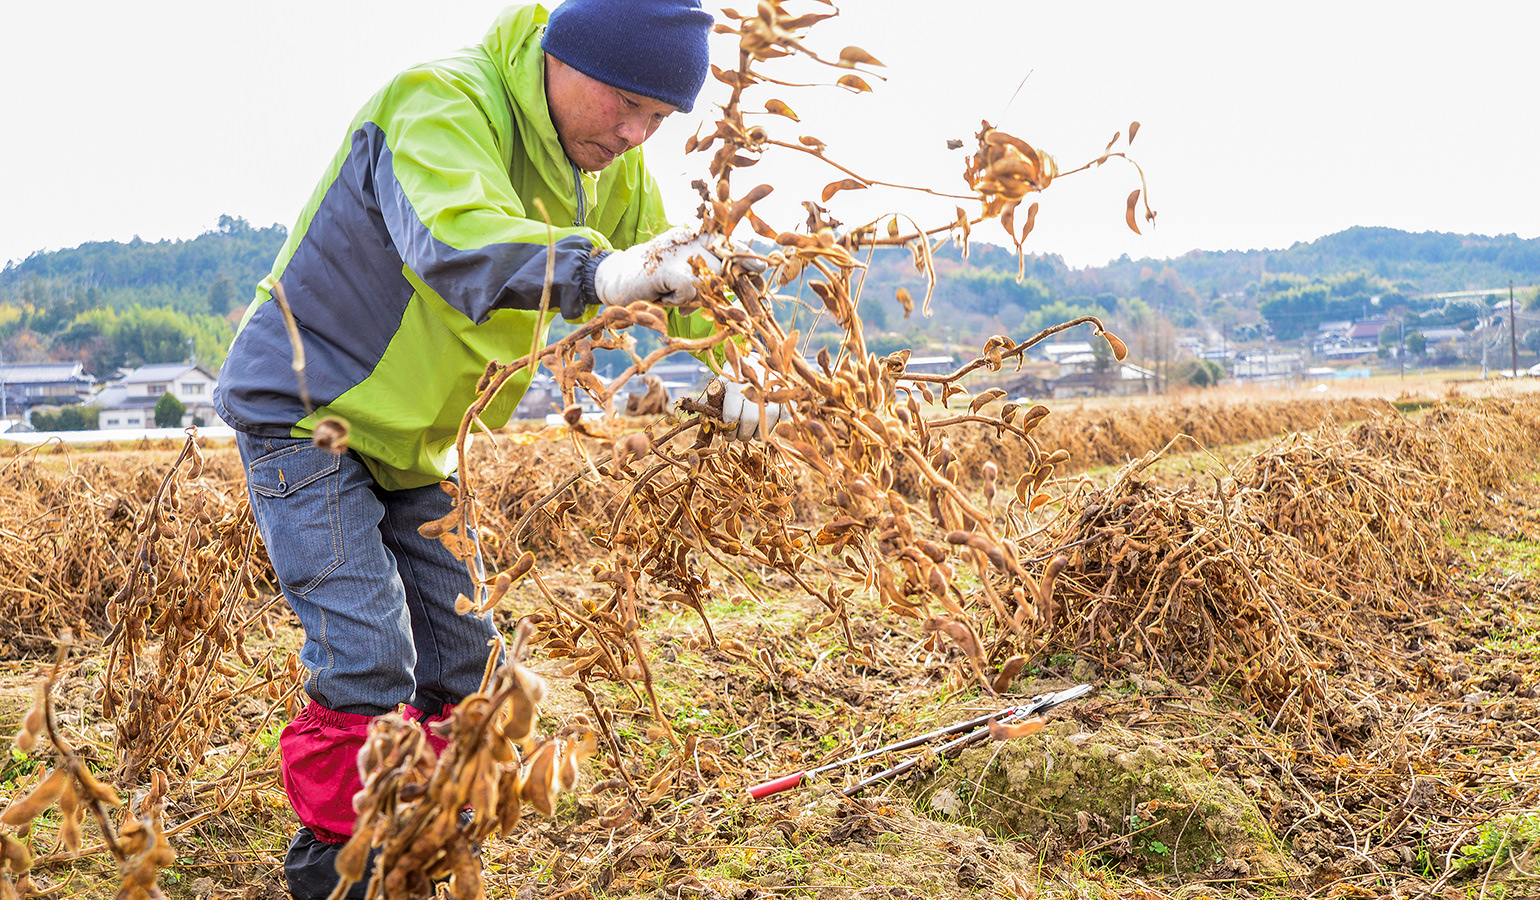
[212,2,778,897]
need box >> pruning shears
[747,683,1094,800]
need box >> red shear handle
[747,772,804,800]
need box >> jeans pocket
[246,441,345,595]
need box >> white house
[1231,352,1305,383]
[1039,342,1094,365]
[97,363,225,430]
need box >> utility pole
[1511,280,1519,379]
[1481,314,1489,379]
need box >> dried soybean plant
[0,445,174,651]
[3,636,175,900]
[100,432,303,784]
[986,405,1486,736]
[326,621,598,900]
[2,434,304,898]
[413,0,1154,785]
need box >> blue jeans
[237,432,500,717]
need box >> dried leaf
[764,98,799,121]
[838,45,885,68]
[1125,189,1142,235]
[836,74,872,93]
[1129,120,1141,143]
[710,63,751,88]
[821,178,867,202]
[781,12,838,29]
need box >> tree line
[2,218,1536,387]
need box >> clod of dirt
[912,720,1297,880]
[825,806,895,845]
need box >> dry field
[5,3,1540,898]
[1,374,1537,900]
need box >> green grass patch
[1452,531,1540,580]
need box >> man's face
[545,55,677,172]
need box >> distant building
[1314,318,1387,359]
[1305,366,1372,381]
[1348,319,1389,344]
[96,363,224,429]
[0,362,95,414]
[509,358,717,420]
[1051,362,1154,398]
[1416,326,1470,361]
[990,370,1053,402]
[645,359,714,393]
[1038,343,1093,365]
[901,355,956,376]
[1231,352,1304,383]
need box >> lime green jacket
[215,4,710,489]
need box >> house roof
[0,362,93,384]
[121,363,210,383]
[1042,342,1094,358]
[94,385,159,411]
[1053,363,1152,386]
[1347,319,1389,340]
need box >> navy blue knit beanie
[542,0,714,113]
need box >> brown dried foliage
[20,6,1540,899]
[2,638,176,900]
[99,435,302,783]
[329,623,598,900]
[0,435,301,899]
[0,442,242,652]
[430,2,1150,718]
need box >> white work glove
[594,227,722,307]
[719,353,787,443]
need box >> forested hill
[1096,226,1540,298]
[1,219,1536,377]
[1,216,285,317]
[0,217,286,375]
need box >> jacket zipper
[571,163,587,227]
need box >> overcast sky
[3,1,1536,272]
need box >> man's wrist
[582,249,613,309]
